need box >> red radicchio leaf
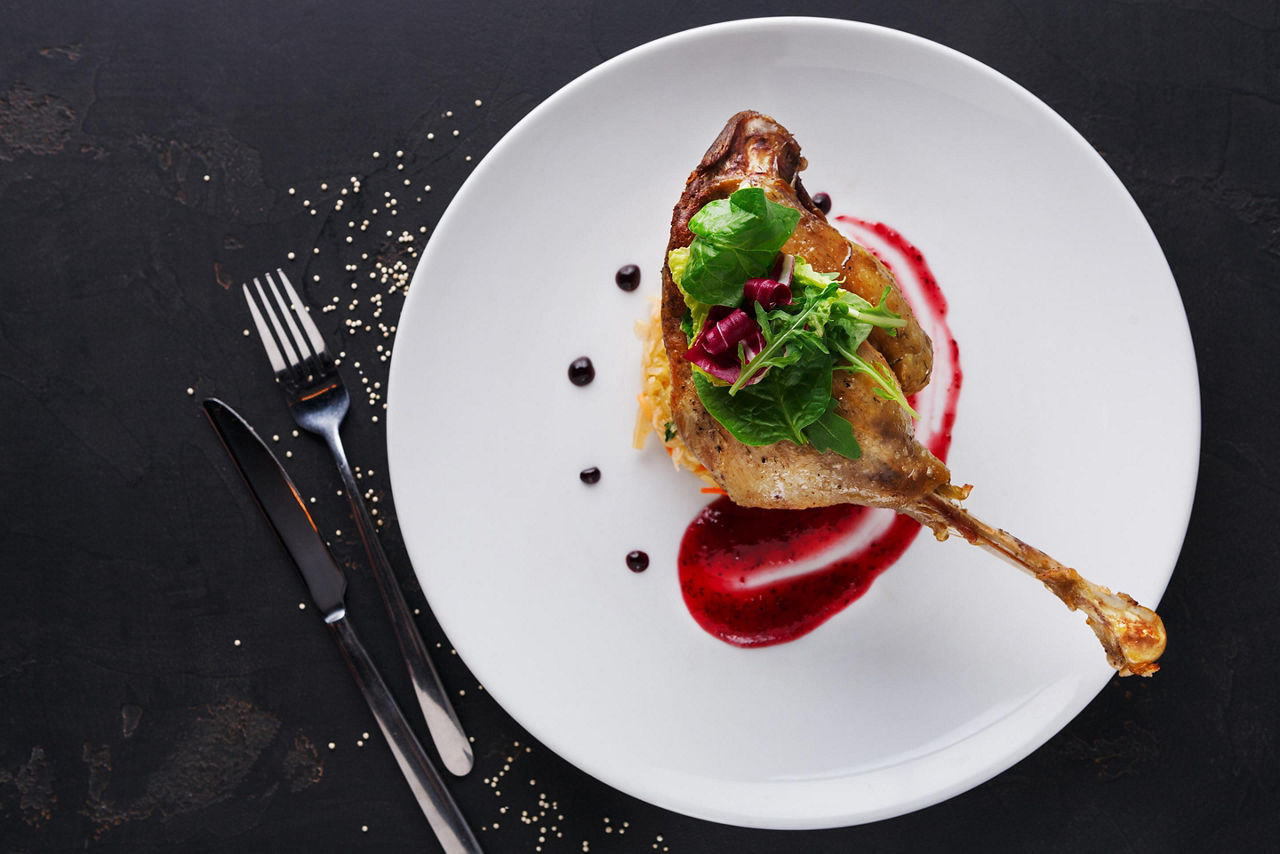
[770,253,795,286]
[685,306,768,385]
[699,308,757,355]
[743,277,792,310]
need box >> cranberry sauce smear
[678,216,962,648]
[680,500,920,646]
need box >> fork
[243,268,474,776]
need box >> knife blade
[203,398,482,854]
[204,399,347,615]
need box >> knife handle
[327,612,483,854]
[323,428,475,776]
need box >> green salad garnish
[670,187,914,460]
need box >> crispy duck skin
[659,111,1166,675]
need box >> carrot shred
[700,486,728,495]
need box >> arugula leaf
[836,286,906,336]
[803,398,862,460]
[726,282,843,393]
[816,287,916,418]
[679,188,801,306]
[837,352,920,419]
[693,337,832,446]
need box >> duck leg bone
[905,493,1167,677]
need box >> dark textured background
[2,1,1277,852]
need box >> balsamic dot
[615,264,641,291]
[579,467,601,484]
[812,192,832,215]
[567,356,595,386]
[626,550,649,573]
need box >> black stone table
[2,1,1276,851]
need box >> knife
[203,398,482,854]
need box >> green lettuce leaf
[693,337,832,446]
[679,188,801,306]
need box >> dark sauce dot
[615,264,641,291]
[812,192,832,215]
[626,550,649,573]
[579,466,601,484]
[568,356,595,386]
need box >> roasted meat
[656,110,1166,676]
[661,112,950,510]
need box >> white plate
[387,18,1198,828]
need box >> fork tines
[243,269,332,384]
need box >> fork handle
[324,428,475,776]
[328,613,483,853]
